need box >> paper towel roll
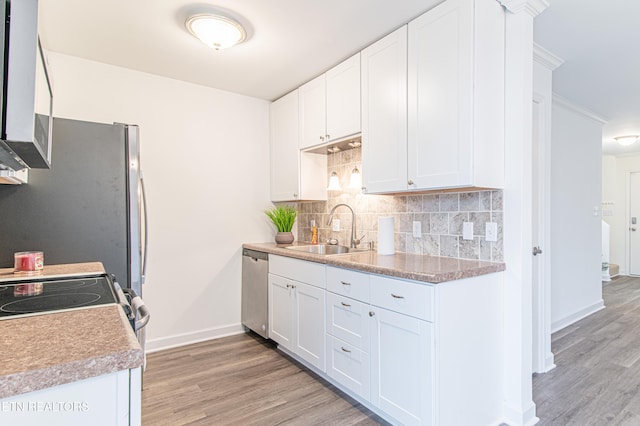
[378,216,395,255]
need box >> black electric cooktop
[0,274,118,319]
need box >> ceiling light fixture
[185,13,247,50]
[614,135,639,146]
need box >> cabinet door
[326,334,370,401]
[326,53,361,142]
[370,307,433,426]
[270,91,301,201]
[407,0,473,189]
[294,281,326,371]
[299,74,327,149]
[269,274,294,351]
[326,292,370,349]
[361,25,408,194]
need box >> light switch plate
[413,221,421,238]
[463,222,473,240]
[332,219,341,232]
[486,222,498,242]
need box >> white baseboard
[502,400,539,426]
[146,323,245,353]
[551,300,605,334]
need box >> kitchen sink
[285,244,369,255]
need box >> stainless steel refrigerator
[0,117,147,295]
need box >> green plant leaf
[264,205,297,232]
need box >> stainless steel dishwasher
[242,248,269,338]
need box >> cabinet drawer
[326,335,370,401]
[270,255,326,288]
[326,267,370,302]
[370,275,434,322]
[326,292,370,350]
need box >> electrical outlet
[412,221,421,238]
[463,222,473,240]
[485,222,498,242]
[332,219,341,232]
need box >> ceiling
[38,0,442,102]
[534,0,640,155]
[40,0,638,155]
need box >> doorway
[628,172,640,275]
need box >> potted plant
[265,205,297,244]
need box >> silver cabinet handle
[293,193,298,198]
[391,293,404,299]
[320,136,325,141]
[341,302,351,307]
[408,179,414,186]
[631,227,637,232]
[369,311,375,317]
[340,281,351,286]
[341,347,351,353]
[532,246,542,256]
[326,134,331,140]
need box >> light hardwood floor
[142,333,389,425]
[533,275,640,425]
[142,276,640,425]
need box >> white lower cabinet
[268,255,326,372]
[0,368,139,426]
[370,307,433,426]
[272,261,504,425]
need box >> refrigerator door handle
[140,171,149,285]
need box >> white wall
[602,154,640,275]
[48,53,273,351]
[550,99,604,332]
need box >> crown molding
[552,94,608,124]
[533,43,564,70]
[498,0,549,16]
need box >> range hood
[303,134,362,155]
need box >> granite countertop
[0,262,143,399]
[244,242,505,283]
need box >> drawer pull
[369,311,375,317]
[341,347,352,353]
[391,293,405,299]
[340,281,351,286]
[341,302,352,307]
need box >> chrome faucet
[327,203,363,248]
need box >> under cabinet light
[349,167,362,189]
[327,171,341,191]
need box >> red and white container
[14,251,44,275]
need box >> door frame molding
[627,171,640,276]
[531,44,562,374]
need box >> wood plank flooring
[533,275,640,425]
[143,275,640,425]
[142,333,388,425]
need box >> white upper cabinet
[270,90,327,202]
[299,75,327,149]
[361,26,408,194]
[299,53,361,150]
[407,0,505,190]
[326,54,361,142]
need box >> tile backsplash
[295,147,504,262]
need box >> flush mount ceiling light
[185,13,247,50]
[614,135,639,146]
